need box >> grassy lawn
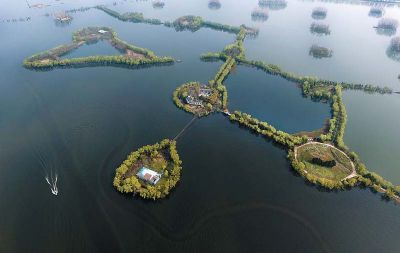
[297,143,352,181]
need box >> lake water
[61,41,121,59]
[227,65,330,133]
[1,0,400,252]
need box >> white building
[136,167,162,185]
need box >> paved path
[294,141,358,181]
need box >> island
[24,11,400,204]
[23,27,175,69]
[113,139,182,200]
[95,5,259,36]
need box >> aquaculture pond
[1,0,400,252]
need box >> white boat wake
[45,172,58,196]
[34,147,59,196]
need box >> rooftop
[136,167,162,185]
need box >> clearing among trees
[295,142,354,183]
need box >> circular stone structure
[294,142,356,182]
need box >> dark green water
[1,1,400,252]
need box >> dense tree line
[229,111,306,148]
[319,85,347,146]
[201,28,247,62]
[113,139,182,200]
[96,5,163,25]
[96,5,257,36]
[111,32,157,59]
[202,20,242,34]
[236,59,392,94]
[24,27,174,69]
[210,56,236,108]
[200,52,224,62]
[222,29,246,59]
[25,43,81,63]
[171,15,248,35]
[24,55,174,69]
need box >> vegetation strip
[197,26,399,202]
[96,5,259,36]
[23,26,174,69]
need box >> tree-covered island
[113,139,182,200]
[23,27,174,69]
[95,5,259,36]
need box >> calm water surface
[1,0,400,252]
[344,91,400,185]
[227,65,330,133]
